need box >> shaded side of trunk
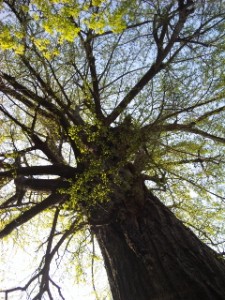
[92,182,225,300]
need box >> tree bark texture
[92,181,225,300]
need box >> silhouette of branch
[0,193,68,239]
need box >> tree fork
[93,185,225,300]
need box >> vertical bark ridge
[93,185,225,300]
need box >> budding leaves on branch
[0,0,133,57]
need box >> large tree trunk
[91,177,225,300]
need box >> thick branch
[105,63,165,125]
[105,2,193,125]
[0,165,77,179]
[153,123,225,144]
[0,193,67,239]
[0,186,26,208]
[31,134,65,164]
[14,177,71,192]
[84,38,104,119]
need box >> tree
[1,0,225,299]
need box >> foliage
[0,0,225,299]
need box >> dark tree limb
[0,164,77,179]
[76,29,105,121]
[85,39,104,119]
[158,123,225,144]
[14,177,71,192]
[0,185,26,208]
[0,193,68,239]
[105,2,194,125]
[105,63,165,125]
[31,134,65,164]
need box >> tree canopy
[0,0,225,299]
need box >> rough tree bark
[92,172,225,300]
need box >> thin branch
[1,72,58,113]
[167,169,225,201]
[49,278,66,300]
[38,209,60,298]
[193,105,225,125]
[0,104,32,133]
[93,20,151,38]
[151,93,225,124]
[91,233,100,300]
[98,34,123,82]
